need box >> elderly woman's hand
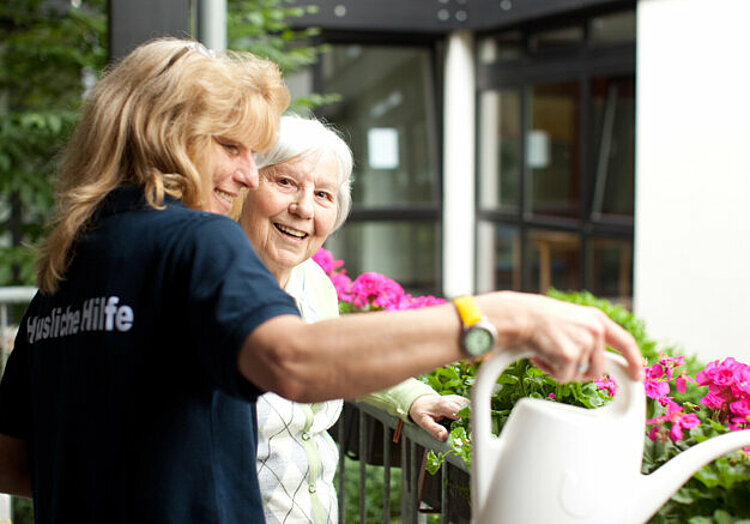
[408,394,469,441]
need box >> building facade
[107,0,750,362]
[292,0,637,305]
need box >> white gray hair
[255,114,353,231]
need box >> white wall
[634,0,750,362]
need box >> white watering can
[471,350,750,523]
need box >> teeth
[275,223,307,239]
[215,189,235,204]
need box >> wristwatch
[453,295,498,358]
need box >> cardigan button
[309,484,317,493]
[302,432,311,441]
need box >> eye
[214,137,239,156]
[316,190,336,202]
[277,177,293,186]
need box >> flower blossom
[647,398,701,443]
[350,272,405,310]
[595,375,617,397]
[644,379,670,400]
[330,273,353,302]
[695,357,750,432]
[312,248,344,276]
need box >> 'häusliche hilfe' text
[26,296,134,344]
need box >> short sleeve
[177,216,300,398]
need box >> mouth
[274,223,309,240]
[214,188,236,209]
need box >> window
[476,8,636,305]
[316,44,441,295]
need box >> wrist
[474,291,527,351]
[453,295,498,358]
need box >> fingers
[529,299,642,383]
[409,395,470,441]
[413,414,448,441]
[602,316,645,381]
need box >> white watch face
[464,325,494,356]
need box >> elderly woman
[239,115,466,523]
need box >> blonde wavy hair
[36,38,290,294]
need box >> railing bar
[409,439,419,524]
[441,462,448,524]
[359,409,367,524]
[344,401,471,522]
[400,432,409,521]
[383,423,391,524]
[354,401,467,472]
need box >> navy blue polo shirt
[0,186,300,523]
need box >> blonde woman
[0,38,643,524]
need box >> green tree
[0,0,331,289]
[0,0,107,286]
[227,0,337,111]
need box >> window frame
[475,8,636,299]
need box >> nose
[291,189,314,219]
[235,152,259,189]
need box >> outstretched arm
[0,434,31,498]
[239,290,644,403]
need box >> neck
[275,268,292,289]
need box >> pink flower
[730,397,750,417]
[678,413,701,429]
[312,248,344,276]
[547,392,555,400]
[675,374,688,393]
[728,416,749,432]
[595,375,617,397]
[669,423,684,442]
[644,379,670,400]
[668,413,700,443]
[330,273,353,302]
[647,363,665,380]
[350,272,405,310]
[700,389,726,411]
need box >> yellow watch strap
[453,295,482,326]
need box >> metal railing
[335,400,471,523]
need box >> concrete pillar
[196,0,227,51]
[442,31,476,298]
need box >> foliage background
[0,0,106,287]
[0,0,330,289]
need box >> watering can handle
[470,350,637,511]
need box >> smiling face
[239,149,339,285]
[204,136,259,216]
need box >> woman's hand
[479,292,645,384]
[408,394,469,441]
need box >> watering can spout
[634,429,750,523]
